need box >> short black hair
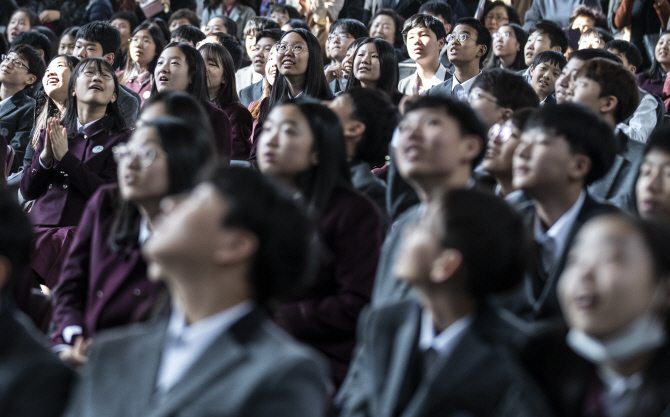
[644,125,670,157]
[329,18,370,39]
[529,19,568,53]
[76,21,121,57]
[146,17,170,43]
[525,103,616,185]
[454,17,491,67]
[369,9,406,48]
[110,11,139,33]
[401,14,447,44]
[11,30,52,64]
[419,1,453,26]
[171,25,206,46]
[569,5,608,30]
[439,189,530,300]
[9,43,45,82]
[221,16,238,40]
[405,95,488,167]
[472,69,539,110]
[605,39,643,70]
[32,26,57,62]
[208,165,317,308]
[243,17,281,37]
[581,27,613,46]
[215,33,244,70]
[532,50,567,70]
[10,8,39,29]
[0,189,33,295]
[568,47,621,63]
[255,29,283,44]
[284,19,310,30]
[480,1,520,27]
[167,8,199,29]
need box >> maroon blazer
[20,118,130,227]
[204,102,233,160]
[275,187,383,387]
[50,184,165,346]
[124,71,152,107]
[220,102,253,160]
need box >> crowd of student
[2,0,670,416]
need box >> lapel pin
[92,146,104,153]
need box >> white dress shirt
[617,90,658,143]
[398,63,449,95]
[418,309,474,374]
[451,71,481,101]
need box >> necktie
[453,84,465,101]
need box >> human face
[566,75,606,117]
[72,63,117,106]
[447,24,484,66]
[130,29,157,70]
[342,44,357,78]
[637,149,670,221]
[524,30,552,67]
[555,58,584,103]
[354,42,381,88]
[7,11,30,43]
[277,32,309,77]
[251,37,276,74]
[257,104,317,185]
[571,15,595,34]
[201,51,224,94]
[492,26,520,63]
[169,17,191,33]
[155,47,192,93]
[271,10,290,26]
[607,48,636,73]
[0,52,35,88]
[394,205,443,285]
[328,27,355,62]
[558,216,663,339]
[111,18,132,50]
[512,128,578,195]
[73,39,105,61]
[265,48,278,85]
[578,33,605,50]
[467,87,504,128]
[530,60,562,100]
[406,26,444,65]
[43,57,72,104]
[204,17,227,37]
[58,34,76,55]
[116,126,170,205]
[245,30,257,58]
[370,15,395,45]
[395,107,480,184]
[481,120,522,177]
[655,34,670,70]
[484,5,509,34]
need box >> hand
[324,63,342,83]
[59,336,92,371]
[40,122,55,167]
[39,10,61,24]
[48,118,68,161]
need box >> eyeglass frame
[81,69,114,80]
[1,54,29,71]
[327,32,354,42]
[468,90,499,106]
[112,143,163,168]
[129,36,155,46]
[276,42,309,55]
[492,31,514,40]
[488,123,517,143]
[446,33,472,44]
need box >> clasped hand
[39,117,69,167]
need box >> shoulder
[324,187,380,221]
[118,84,141,102]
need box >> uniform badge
[0,128,8,137]
[142,91,151,100]
[92,146,104,153]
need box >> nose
[514,140,531,160]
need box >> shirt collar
[534,190,586,260]
[166,300,255,345]
[451,71,481,94]
[138,217,151,244]
[418,309,474,358]
[416,63,449,95]
[76,117,103,132]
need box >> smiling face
[370,15,396,45]
[201,50,224,94]
[637,149,670,221]
[252,36,276,74]
[204,17,227,37]
[481,119,522,177]
[447,24,485,66]
[0,52,36,88]
[406,26,444,65]
[354,42,381,87]
[655,34,670,69]
[524,30,552,67]
[43,57,72,104]
[277,32,309,77]
[7,11,31,43]
[342,43,357,78]
[154,47,192,93]
[130,29,157,70]
[484,5,509,34]
[265,48,278,84]
[493,26,520,62]
[555,58,583,104]
[72,62,117,106]
[328,26,355,62]
[530,60,562,100]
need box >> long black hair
[120,22,166,84]
[645,30,670,80]
[151,42,209,103]
[62,58,125,135]
[345,37,398,96]
[485,23,528,71]
[268,29,333,112]
[198,42,239,107]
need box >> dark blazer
[350,160,387,225]
[50,185,166,346]
[124,71,152,107]
[329,78,345,95]
[275,187,382,387]
[204,102,233,159]
[20,118,131,227]
[63,307,329,417]
[0,299,75,417]
[337,300,555,417]
[427,77,454,97]
[0,88,36,173]
[80,0,113,25]
[118,84,141,128]
[239,80,262,108]
[220,102,253,160]
[587,130,644,213]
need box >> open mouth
[282,58,295,66]
[158,74,169,82]
[46,77,60,85]
[89,84,103,91]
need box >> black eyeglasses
[1,54,29,70]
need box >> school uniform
[350,160,387,225]
[204,102,233,160]
[50,185,166,347]
[124,71,152,107]
[239,80,262,108]
[0,88,36,173]
[219,102,253,160]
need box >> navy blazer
[51,185,166,346]
[20,118,130,227]
[426,77,454,97]
[239,80,262,108]
[0,88,36,173]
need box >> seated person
[521,20,567,82]
[6,8,38,44]
[428,17,491,101]
[636,126,670,221]
[569,5,608,34]
[324,19,369,95]
[577,27,613,50]
[239,29,282,107]
[345,37,401,104]
[10,30,53,99]
[170,25,206,47]
[554,48,621,104]
[235,17,280,93]
[110,11,138,71]
[398,14,449,96]
[484,23,529,72]
[0,44,44,172]
[529,50,566,105]
[637,31,670,99]
[337,189,554,417]
[418,0,453,72]
[566,58,643,212]
[168,8,199,33]
[62,165,330,417]
[119,23,165,106]
[523,0,602,30]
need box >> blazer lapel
[589,154,624,199]
[0,96,17,120]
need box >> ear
[437,38,445,50]
[24,73,37,86]
[345,120,366,139]
[461,134,483,163]
[429,249,462,284]
[476,44,487,58]
[499,107,514,123]
[599,95,618,116]
[110,92,117,104]
[629,65,637,74]
[567,153,592,182]
[103,52,115,65]
[212,229,259,267]
[0,256,11,293]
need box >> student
[62,165,329,417]
[110,11,138,71]
[0,189,75,417]
[368,9,408,62]
[170,25,206,47]
[199,42,253,160]
[58,26,79,56]
[529,50,566,105]
[201,0,257,41]
[485,23,528,71]
[337,189,554,417]
[20,58,130,289]
[637,31,670,98]
[346,38,400,103]
[418,0,453,70]
[6,8,37,44]
[554,48,621,104]
[257,98,382,386]
[152,42,233,160]
[636,126,670,222]
[120,23,166,106]
[239,29,282,107]
[269,4,290,27]
[566,58,642,212]
[235,17,280,92]
[198,31,244,71]
[73,21,141,128]
[167,8,200,33]
[480,0,520,35]
[324,19,369,95]
[51,115,215,367]
[0,44,44,173]
[521,20,567,82]
[467,68,539,128]
[577,27,613,50]
[398,14,448,96]
[203,16,230,37]
[569,4,608,34]
[506,103,617,322]
[428,17,491,101]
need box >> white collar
[76,117,102,132]
[415,63,449,95]
[166,300,255,344]
[418,309,474,358]
[451,71,481,94]
[533,190,586,260]
[138,217,151,244]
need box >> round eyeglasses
[113,143,161,168]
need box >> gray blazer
[118,84,140,129]
[350,161,387,225]
[426,77,454,97]
[0,89,35,172]
[64,308,329,417]
[240,80,263,108]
